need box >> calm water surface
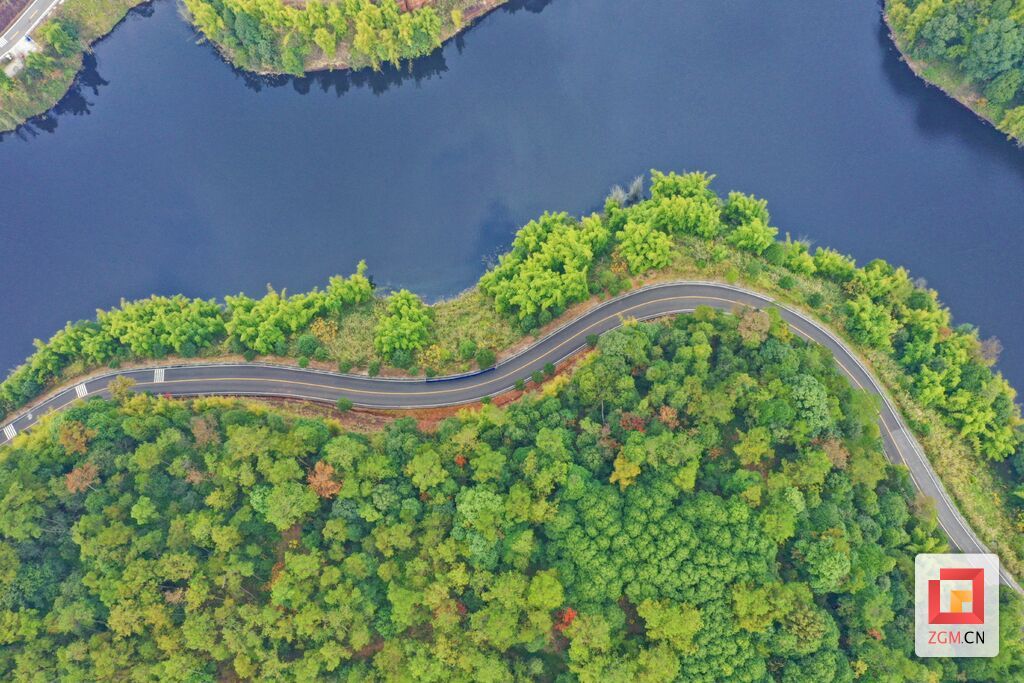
[2,0,1024,384]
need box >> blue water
[2,0,1024,385]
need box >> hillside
[2,312,1021,680]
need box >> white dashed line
[3,424,16,440]
[75,383,88,398]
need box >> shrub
[374,290,433,357]
[390,349,414,370]
[458,338,478,361]
[297,333,320,357]
[727,218,777,255]
[475,348,497,369]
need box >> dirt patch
[231,350,591,434]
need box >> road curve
[0,0,61,59]
[0,281,1019,593]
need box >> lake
[2,0,1024,386]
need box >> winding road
[0,0,60,59]
[0,281,1019,593]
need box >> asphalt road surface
[1,281,1019,593]
[0,0,59,59]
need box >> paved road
[0,0,59,59]
[0,281,1019,592]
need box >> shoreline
[1,0,508,133]
[3,212,1023,580]
[881,8,1023,146]
[0,0,151,134]
[209,0,511,77]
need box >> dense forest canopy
[1,311,1021,680]
[183,0,449,73]
[2,169,1023,575]
[887,0,1024,140]
[481,171,1021,464]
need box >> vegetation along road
[0,0,59,58]
[1,280,1020,593]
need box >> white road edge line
[0,280,1017,592]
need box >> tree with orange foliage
[619,413,646,433]
[58,420,97,455]
[307,461,341,499]
[65,462,99,493]
[554,607,577,632]
[190,414,221,448]
[657,405,679,430]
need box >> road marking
[0,283,1015,591]
[75,383,88,398]
[0,37,7,47]
[3,424,15,440]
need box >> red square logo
[928,567,985,625]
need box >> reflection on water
[237,50,451,98]
[230,0,556,96]
[5,0,557,137]
[874,20,1024,183]
[4,53,110,138]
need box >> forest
[886,0,1024,140]
[480,171,1021,464]
[183,0,453,74]
[2,311,1021,680]
[2,169,1023,577]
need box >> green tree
[615,219,672,273]
[374,289,433,358]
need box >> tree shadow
[232,0,558,98]
[876,12,1024,178]
[502,0,556,14]
[0,52,111,141]
[0,2,156,141]
[235,47,450,98]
